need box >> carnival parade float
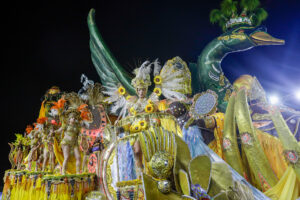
[2,0,300,199]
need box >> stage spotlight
[295,91,300,100]
[269,95,279,105]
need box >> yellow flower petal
[139,120,148,130]
[118,86,126,95]
[153,87,162,96]
[145,104,154,113]
[154,76,162,85]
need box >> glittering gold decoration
[219,73,225,86]
[131,76,151,89]
[157,180,171,194]
[224,89,231,102]
[106,148,117,200]
[116,179,142,187]
[204,116,216,129]
[218,34,246,41]
[148,151,174,180]
[163,56,192,95]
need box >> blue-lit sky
[221,0,300,107]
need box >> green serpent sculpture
[87,0,284,112]
[190,24,284,112]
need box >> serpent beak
[250,31,285,46]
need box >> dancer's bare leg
[133,140,143,178]
[42,148,49,171]
[49,150,55,172]
[61,145,70,175]
[74,146,81,174]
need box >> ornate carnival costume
[99,57,192,199]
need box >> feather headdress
[131,60,152,88]
[86,83,105,106]
[103,82,128,118]
[63,92,92,122]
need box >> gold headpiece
[131,61,152,89]
[47,86,61,95]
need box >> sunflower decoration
[153,75,162,85]
[145,104,155,113]
[210,0,268,32]
[139,120,148,130]
[130,123,142,133]
[153,87,162,97]
[118,86,126,95]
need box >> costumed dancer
[167,90,222,159]
[54,93,91,174]
[104,58,189,176]
[27,117,47,171]
[42,122,56,172]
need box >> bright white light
[295,91,300,100]
[269,95,279,105]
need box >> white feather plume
[103,84,128,118]
[161,88,186,101]
[153,58,161,76]
[158,62,188,101]
[136,60,152,80]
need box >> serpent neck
[197,37,233,78]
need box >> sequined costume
[60,124,81,147]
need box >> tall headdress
[210,0,268,31]
[131,61,152,89]
[63,92,91,122]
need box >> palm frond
[252,7,268,26]
[210,9,223,24]
[218,19,227,32]
[221,0,238,18]
[240,0,260,12]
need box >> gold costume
[60,124,80,147]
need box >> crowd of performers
[9,85,93,175]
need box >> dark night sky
[2,0,300,179]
